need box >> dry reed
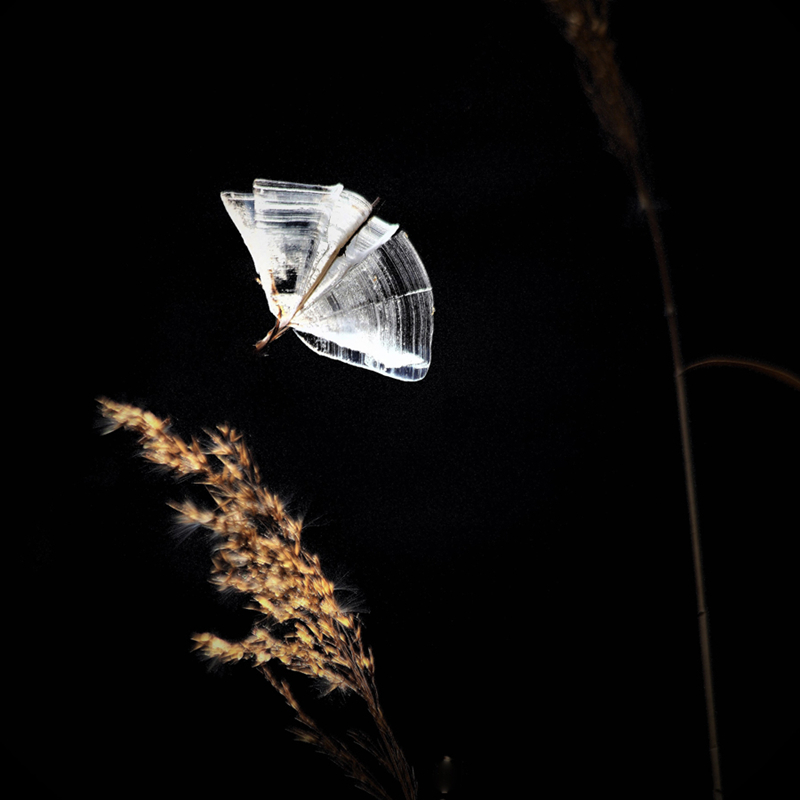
[98,397,417,800]
[543,2,725,796]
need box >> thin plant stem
[637,176,723,799]
[544,2,724,796]
[682,358,800,392]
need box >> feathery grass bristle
[97,397,416,800]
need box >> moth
[221,179,434,381]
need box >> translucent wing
[221,179,434,381]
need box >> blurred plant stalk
[544,2,724,796]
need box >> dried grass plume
[98,397,417,800]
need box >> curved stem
[683,358,800,392]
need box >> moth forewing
[221,179,433,380]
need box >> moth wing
[221,180,371,319]
[292,230,434,381]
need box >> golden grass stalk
[543,2,724,796]
[98,397,417,800]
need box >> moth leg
[255,316,292,352]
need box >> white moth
[221,179,434,381]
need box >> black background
[32,3,798,797]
